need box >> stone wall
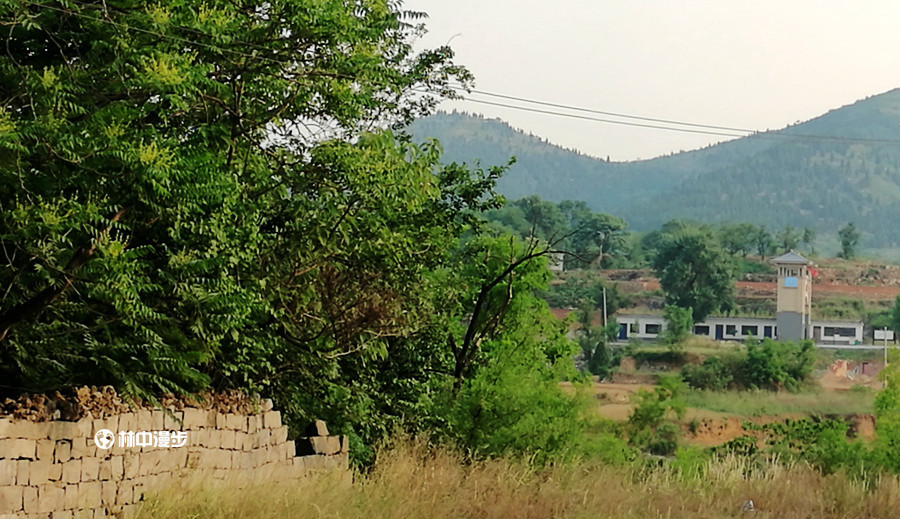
[0,400,348,518]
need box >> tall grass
[683,388,874,416]
[139,438,900,519]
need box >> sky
[405,1,900,161]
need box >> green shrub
[743,339,815,391]
[435,338,590,464]
[627,375,686,455]
[681,356,732,390]
[647,422,680,456]
[662,305,693,348]
[684,339,813,392]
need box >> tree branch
[0,207,128,342]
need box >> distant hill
[407,89,900,255]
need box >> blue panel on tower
[784,276,798,287]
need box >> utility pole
[884,327,889,390]
[602,287,608,328]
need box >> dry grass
[139,438,900,519]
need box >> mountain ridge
[407,89,900,254]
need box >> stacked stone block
[0,402,349,518]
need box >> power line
[17,2,900,147]
[441,87,900,146]
[461,98,748,139]
[457,87,756,133]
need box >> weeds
[139,437,900,519]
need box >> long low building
[614,313,864,345]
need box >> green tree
[838,222,861,259]
[802,227,817,255]
[872,359,900,472]
[627,375,686,455]
[574,301,618,379]
[718,223,757,257]
[429,237,589,463]
[662,305,693,348]
[742,339,815,391]
[889,296,900,336]
[512,196,567,242]
[0,0,608,464]
[566,212,627,269]
[652,229,736,322]
[540,273,630,315]
[0,0,505,446]
[754,225,774,257]
[777,225,801,253]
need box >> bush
[647,422,681,456]
[435,339,591,464]
[681,356,732,390]
[627,375,686,455]
[743,339,815,391]
[682,339,814,392]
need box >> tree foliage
[838,222,861,259]
[1,0,586,456]
[652,229,736,322]
[662,305,693,348]
[776,225,801,253]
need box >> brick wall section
[0,401,349,518]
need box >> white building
[614,313,863,345]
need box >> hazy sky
[406,1,900,161]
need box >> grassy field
[139,439,900,519]
[682,388,874,417]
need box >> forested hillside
[408,90,900,253]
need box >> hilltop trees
[838,222,861,259]
[777,226,802,253]
[802,227,817,255]
[718,223,757,257]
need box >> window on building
[645,324,661,335]
[693,325,710,336]
[726,325,737,336]
[824,327,856,337]
[741,325,759,336]
[630,323,639,334]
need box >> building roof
[770,250,813,265]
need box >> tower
[771,251,814,341]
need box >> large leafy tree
[566,212,626,269]
[427,236,585,463]
[0,0,474,403]
[652,228,736,322]
[718,223,757,257]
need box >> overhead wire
[455,87,756,133]
[442,87,900,146]
[17,1,900,146]
[460,97,748,139]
